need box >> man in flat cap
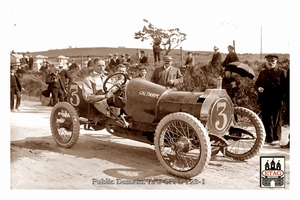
[222,45,239,68]
[255,54,287,146]
[150,56,183,90]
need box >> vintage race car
[50,72,265,179]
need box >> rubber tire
[154,112,211,179]
[50,102,80,148]
[224,107,265,161]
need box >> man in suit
[125,54,132,63]
[152,42,162,64]
[184,52,195,68]
[109,53,121,73]
[255,54,287,146]
[20,53,28,69]
[139,50,148,65]
[208,46,222,67]
[10,65,24,112]
[150,56,183,90]
[222,45,239,68]
[87,56,93,68]
[46,66,65,105]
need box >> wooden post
[180,46,183,65]
[233,40,236,52]
[81,54,83,68]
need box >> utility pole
[260,25,263,60]
[180,46,183,65]
[233,40,236,52]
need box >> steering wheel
[103,72,127,94]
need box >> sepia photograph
[4,0,298,197]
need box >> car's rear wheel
[223,107,265,160]
[154,112,211,179]
[50,102,80,148]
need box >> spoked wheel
[223,107,265,161]
[154,112,211,179]
[50,102,80,148]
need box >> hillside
[26,47,228,58]
[23,47,289,63]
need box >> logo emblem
[260,156,285,188]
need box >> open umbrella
[226,62,255,79]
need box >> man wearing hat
[255,54,287,146]
[58,63,73,101]
[183,52,195,68]
[10,65,25,112]
[208,46,222,67]
[125,53,132,63]
[222,45,239,68]
[46,66,65,105]
[108,53,121,73]
[87,56,93,68]
[106,54,113,73]
[150,56,183,89]
[68,58,79,71]
[121,54,127,63]
[152,42,162,64]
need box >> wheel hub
[171,137,192,153]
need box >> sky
[3,0,297,54]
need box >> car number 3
[69,84,80,106]
[210,99,231,132]
[214,102,227,131]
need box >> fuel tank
[123,78,205,123]
[123,78,167,123]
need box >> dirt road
[10,100,291,190]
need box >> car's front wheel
[154,112,211,179]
